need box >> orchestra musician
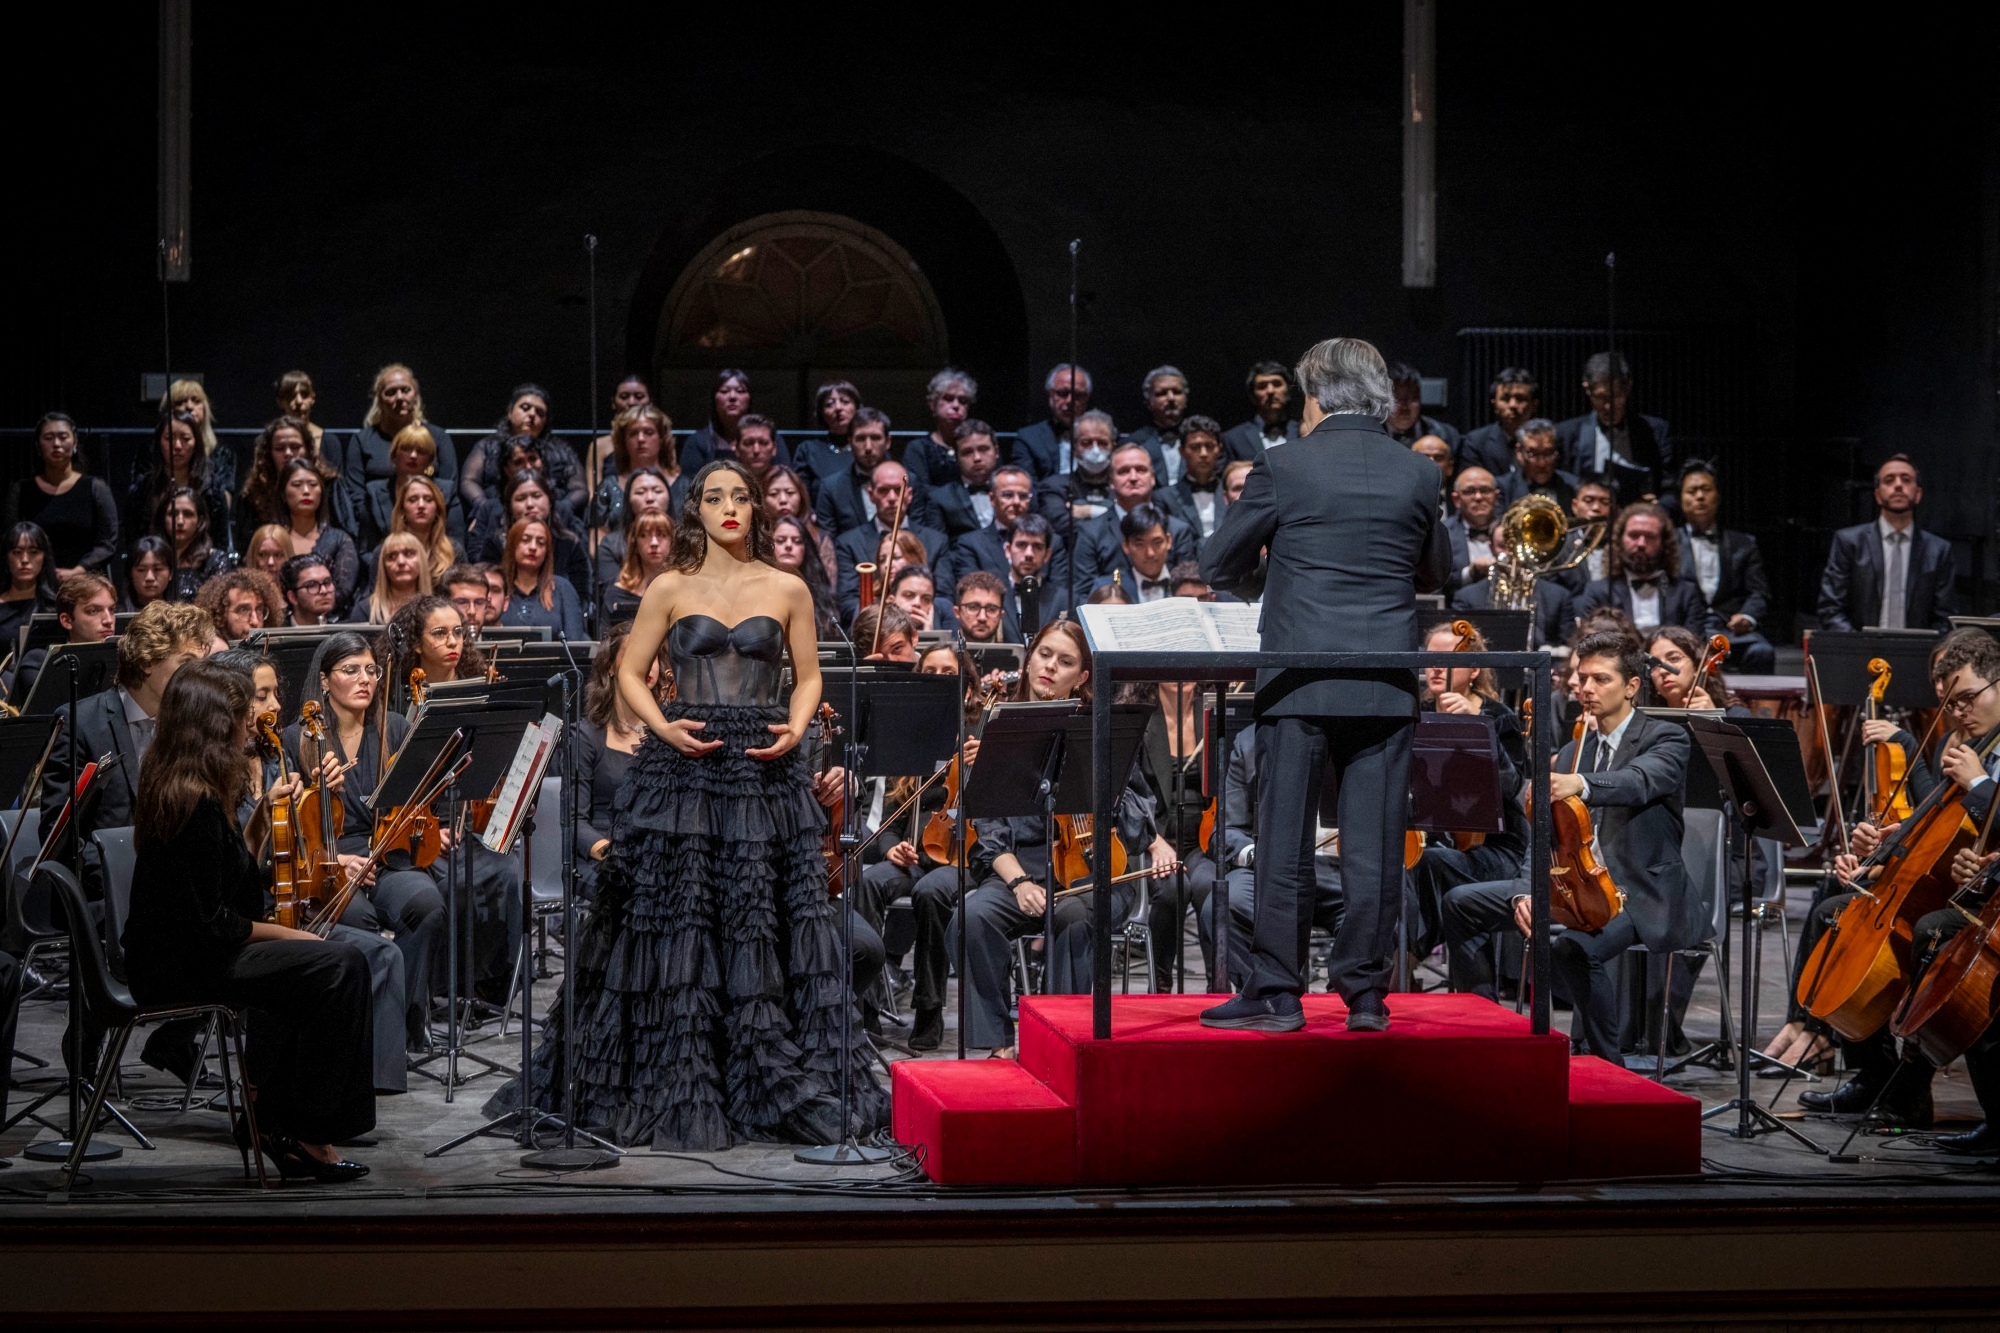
[570,621,669,902]
[1133,678,1221,991]
[1916,843,2000,1154]
[9,570,116,704]
[122,658,373,1182]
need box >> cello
[1796,724,2000,1040]
[1890,796,2000,1065]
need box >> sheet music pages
[481,713,563,853]
[1077,598,1262,654]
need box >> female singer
[498,460,883,1151]
[771,513,838,638]
[351,532,430,626]
[949,620,1160,1056]
[463,384,584,514]
[384,594,486,687]
[158,378,220,458]
[156,489,232,602]
[679,369,751,473]
[238,416,343,551]
[0,522,58,653]
[568,622,669,901]
[246,524,291,581]
[122,658,374,1181]
[351,364,455,496]
[124,536,175,612]
[277,458,360,615]
[125,411,230,560]
[4,413,119,578]
[388,474,462,585]
[496,518,587,641]
[281,633,449,1044]
[600,510,672,629]
[275,370,328,453]
[592,465,674,592]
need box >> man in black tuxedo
[1122,365,1187,484]
[1544,476,1617,599]
[1555,352,1673,508]
[1457,367,1538,477]
[1074,443,1199,584]
[1577,502,1717,638]
[927,419,1004,542]
[1817,453,1956,632]
[1009,364,1090,480]
[1675,461,1776,673]
[1200,338,1450,1033]
[1171,416,1231,540]
[1220,361,1301,461]
[942,464,1071,591]
[998,514,1069,644]
[1385,360,1461,452]
[1440,632,1702,1058]
[1090,503,1179,602]
[832,460,948,622]
[813,408,900,537]
[1442,466,1502,599]
[1496,419,1579,512]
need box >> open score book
[1076,597,1263,654]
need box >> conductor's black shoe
[1199,993,1305,1032]
[909,1007,944,1052]
[1345,994,1392,1033]
[1936,1122,2000,1157]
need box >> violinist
[1808,633,2000,1126]
[572,622,669,902]
[280,632,449,1046]
[1133,678,1218,992]
[121,658,373,1182]
[946,622,1167,1057]
[1645,626,1733,711]
[384,593,486,687]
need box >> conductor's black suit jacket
[1200,414,1450,718]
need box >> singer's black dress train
[490,613,887,1150]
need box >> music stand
[965,644,1026,678]
[1688,714,1825,1151]
[1806,630,1940,711]
[20,613,135,657]
[20,643,118,717]
[1409,713,1506,834]
[1451,608,1534,654]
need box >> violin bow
[1805,649,1852,857]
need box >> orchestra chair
[1636,806,1732,1082]
[42,862,269,1192]
[1,808,54,1003]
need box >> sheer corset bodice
[669,613,786,706]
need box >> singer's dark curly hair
[670,461,775,573]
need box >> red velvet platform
[891,994,1701,1186]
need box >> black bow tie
[1628,572,1665,591]
[1689,528,1719,544]
[966,481,991,496]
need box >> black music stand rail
[1087,649,1555,1041]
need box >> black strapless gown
[491,613,887,1149]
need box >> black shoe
[263,1134,369,1183]
[1936,1122,2000,1157]
[909,1007,944,1052]
[1799,1076,1934,1126]
[1799,1077,1882,1114]
[1199,993,1305,1032]
[1345,993,1391,1033]
[140,1037,217,1089]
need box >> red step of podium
[892,994,1701,1187]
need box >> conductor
[1197,339,1449,1032]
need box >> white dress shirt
[1577,707,1638,801]
[1685,525,1722,601]
[1627,576,1663,631]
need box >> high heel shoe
[261,1133,370,1183]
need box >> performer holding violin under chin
[1438,631,1701,1061]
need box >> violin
[293,700,346,920]
[304,740,470,938]
[1049,811,1159,900]
[260,711,303,928]
[1798,723,2000,1040]
[1862,656,1914,825]
[1891,791,2000,1065]
[374,670,444,868]
[920,674,1013,866]
[813,703,847,897]
[1539,714,1624,931]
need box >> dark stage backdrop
[6,6,1995,631]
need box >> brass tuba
[1487,494,1604,610]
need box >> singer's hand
[660,717,724,756]
[745,721,802,761]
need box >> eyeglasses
[425,626,468,642]
[332,663,383,681]
[1455,485,1499,498]
[960,601,1002,616]
[297,577,335,593]
[1944,678,1998,715]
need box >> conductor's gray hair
[1294,338,1394,419]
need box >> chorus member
[1000,514,1068,643]
[943,464,1067,590]
[585,375,656,504]
[343,364,457,521]
[124,537,175,612]
[280,555,338,627]
[1577,502,1716,637]
[832,461,948,621]
[1042,410,1120,538]
[954,571,1007,645]
[238,415,349,552]
[791,381,860,498]
[474,472,591,594]
[498,519,586,641]
[1222,459,1255,506]
[601,511,673,628]
[361,424,464,551]
[1135,678,1220,991]
[1220,361,1300,461]
[1011,363,1091,479]
[383,474,463,588]
[677,368,752,473]
[1077,443,1198,583]
[771,513,838,638]
[1458,368,1539,477]
[1126,365,1191,483]
[590,404,683,536]
[901,368,978,494]
[123,658,374,1181]
[442,563,492,631]
[926,419,1004,542]
[495,460,884,1151]
[10,570,116,703]
[5,413,118,576]
[0,522,58,652]
[1496,419,1578,512]
[275,370,330,455]
[463,383,583,514]
[1554,352,1673,506]
[1817,453,1955,633]
[761,465,837,581]
[126,411,231,562]
[282,633,451,1043]
[1384,360,1460,450]
[1091,503,1178,602]
[194,568,281,642]
[852,602,918,662]
[594,465,676,591]
[1444,467,1501,597]
[568,622,668,902]
[246,524,291,581]
[464,437,552,555]
[1170,416,1230,539]
[483,566,508,626]
[949,622,1162,1054]
[1450,557,1575,651]
[1546,476,1617,597]
[1674,462,1774,673]
[1198,338,1449,1034]
[274,459,359,614]
[349,532,430,625]
[814,408,901,536]
[153,490,231,602]
[1171,562,1212,601]
[157,378,222,466]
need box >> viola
[1538,714,1624,932]
[260,711,303,928]
[814,703,847,897]
[292,700,346,921]
[374,669,444,868]
[1797,726,2000,1040]
[1862,656,1915,825]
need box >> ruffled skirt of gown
[486,702,889,1150]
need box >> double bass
[1891,798,2000,1065]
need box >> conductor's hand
[745,721,802,761]
[887,840,921,868]
[1013,880,1047,916]
[336,854,378,890]
[659,717,724,757]
[1511,894,1534,937]
[1549,773,1586,801]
